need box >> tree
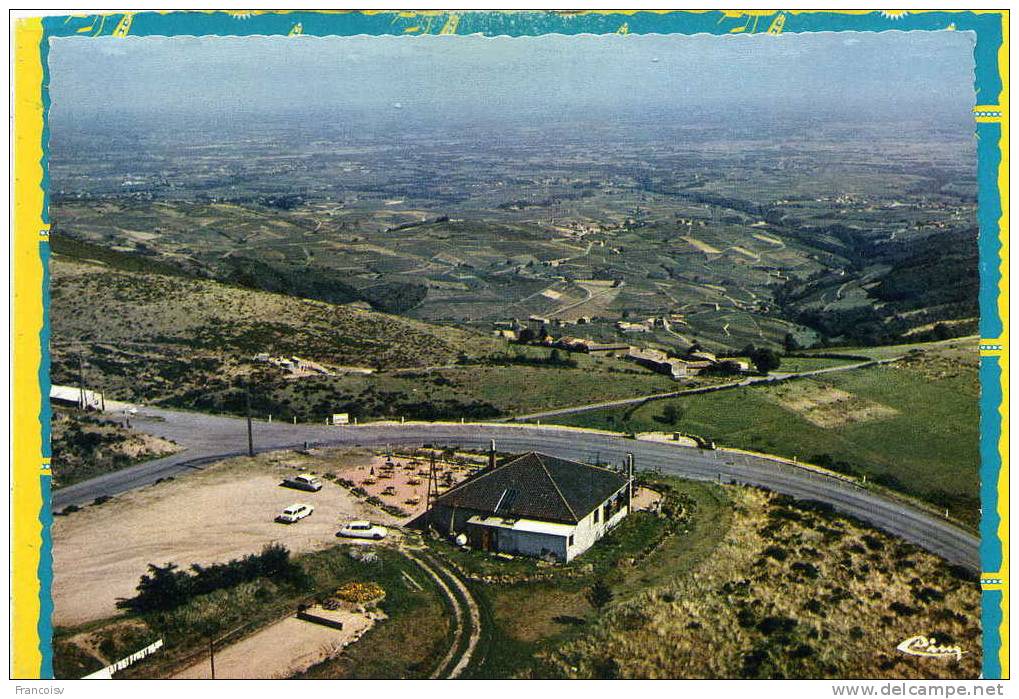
[120,562,192,612]
[587,578,614,610]
[783,333,800,352]
[748,346,782,374]
[661,403,684,425]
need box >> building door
[479,526,494,551]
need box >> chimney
[626,453,634,511]
[489,439,497,470]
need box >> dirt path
[434,557,481,679]
[173,613,377,679]
[407,551,481,679]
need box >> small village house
[427,451,633,562]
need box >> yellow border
[12,16,46,678]
[8,9,1011,679]
[991,11,1010,678]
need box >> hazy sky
[48,31,976,130]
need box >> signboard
[332,413,350,425]
[83,639,164,679]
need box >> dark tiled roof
[433,452,628,524]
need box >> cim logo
[896,635,965,661]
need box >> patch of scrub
[766,381,899,429]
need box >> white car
[337,521,388,540]
[282,474,323,492]
[276,503,314,524]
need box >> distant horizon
[48,31,977,137]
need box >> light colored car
[282,474,323,492]
[337,521,388,540]
[276,503,314,524]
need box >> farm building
[427,451,632,562]
[625,347,689,379]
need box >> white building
[427,452,632,562]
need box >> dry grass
[50,256,502,403]
[765,382,899,429]
[50,408,180,488]
[546,488,981,679]
[682,236,721,254]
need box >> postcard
[9,8,1010,688]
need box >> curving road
[52,405,979,571]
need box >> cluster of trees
[117,543,308,613]
[258,194,305,210]
[741,344,782,374]
[489,349,578,369]
[515,325,549,344]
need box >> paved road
[507,357,900,422]
[52,405,979,571]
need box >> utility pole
[426,451,438,508]
[208,637,216,679]
[626,453,634,512]
[77,352,86,410]
[245,386,254,457]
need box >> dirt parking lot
[52,450,390,627]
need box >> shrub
[791,562,820,579]
[118,543,305,613]
[591,656,620,679]
[586,579,614,610]
[889,601,919,617]
[757,615,798,636]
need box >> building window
[593,509,600,524]
[568,535,574,546]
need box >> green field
[772,355,860,373]
[549,340,980,525]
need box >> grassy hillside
[50,255,681,420]
[50,254,502,402]
[544,486,980,679]
[549,339,980,525]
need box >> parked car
[337,521,388,540]
[282,474,323,492]
[276,503,314,524]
